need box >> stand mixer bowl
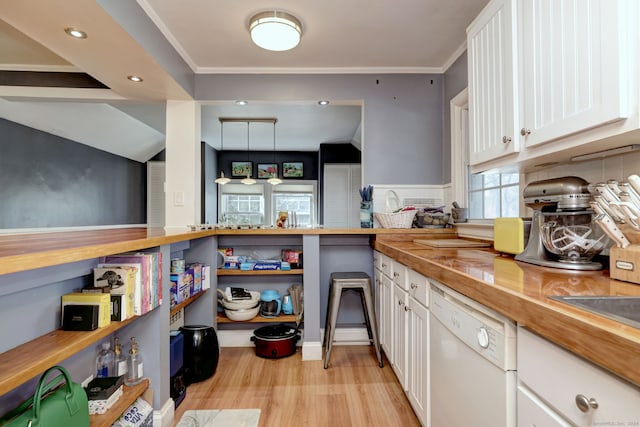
[541,212,610,263]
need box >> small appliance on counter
[515,176,609,270]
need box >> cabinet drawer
[518,327,640,425]
[407,269,428,307]
[391,260,408,290]
[380,253,392,278]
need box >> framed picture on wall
[257,163,278,179]
[282,162,303,178]
[231,161,252,177]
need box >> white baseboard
[217,327,370,349]
[302,341,322,360]
[154,397,175,427]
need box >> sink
[549,296,640,329]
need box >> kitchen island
[374,234,640,387]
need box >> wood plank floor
[173,346,421,427]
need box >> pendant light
[267,119,282,185]
[241,120,256,185]
[215,119,231,185]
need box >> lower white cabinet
[392,283,408,386]
[407,291,429,426]
[375,253,394,359]
[517,326,640,427]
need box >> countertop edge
[374,239,640,388]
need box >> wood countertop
[374,236,640,387]
[0,226,454,276]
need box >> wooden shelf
[0,317,140,396]
[217,268,303,276]
[170,289,207,317]
[90,378,150,427]
[217,313,299,323]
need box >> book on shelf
[100,251,162,316]
[61,292,111,328]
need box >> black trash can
[179,325,219,384]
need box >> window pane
[484,173,500,188]
[469,173,483,191]
[501,185,520,217]
[483,188,500,218]
[469,191,483,219]
[501,173,519,185]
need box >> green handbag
[0,365,89,427]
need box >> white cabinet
[375,252,394,359]
[517,326,640,427]
[392,278,408,387]
[519,0,630,148]
[467,0,519,165]
[406,270,430,426]
[323,164,361,228]
[468,0,638,172]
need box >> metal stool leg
[324,284,343,369]
[362,284,384,368]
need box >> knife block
[609,245,640,284]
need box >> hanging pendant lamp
[267,119,282,185]
[215,119,231,185]
[241,120,256,185]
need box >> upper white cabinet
[519,0,630,148]
[468,0,639,172]
[467,0,519,165]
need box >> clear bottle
[125,337,144,386]
[95,341,115,378]
[113,337,128,377]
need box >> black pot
[179,325,219,384]
[251,324,300,358]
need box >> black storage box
[85,375,124,400]
[62,304,99,331]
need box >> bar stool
[324,272,383,369]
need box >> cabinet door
[380,273,394,359]
[519,0,630,148]
[467,0,519,165]
[518,385,572,427]
[407,297,429,426]
[323,164,361,228]
[392,284,408,388]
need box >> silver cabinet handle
[381,263,387,268]
[502,136,512,144]
[410,282,418,289]
[575,394,599,412]
[393,272,399,277]
[520,128,531,136]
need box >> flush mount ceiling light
[127,75,143,83]
[235,100,249,106]
[249,11,302,51]
[318,100,330,106]
[64,27,87,39]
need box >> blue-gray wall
[443,52,469,183]
[195,74,444,186]
[0,118,146,229]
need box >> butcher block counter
[374,234,640,387]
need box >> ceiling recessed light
[318,100,330,106]
[64,27,87,39]
[236,100,249,106]
[127,75,143,83]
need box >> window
[219,184,265,225]
[272,184,315,227]
[219,181,316,226]
[468,171,520,219]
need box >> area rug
[176,409,261,427]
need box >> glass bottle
[125,337,144,386]
[95,341,115,378]
[114,337,128,377]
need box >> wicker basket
[374,190,417,228]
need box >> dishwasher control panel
[430,280,517,371]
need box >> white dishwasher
[429,280,517,427]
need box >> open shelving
[90,378,150,427]
[216,313,299,324]
[170,289,207,317]
[216,268,303,276]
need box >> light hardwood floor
[173,346,421,426]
